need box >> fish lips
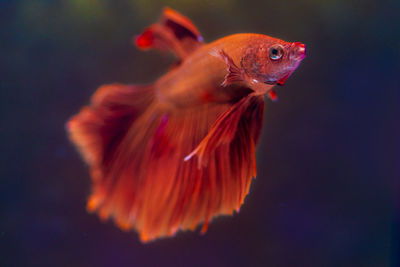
[290,42,306,61]
[263,72,290,86]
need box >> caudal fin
[67,84,264,242]
[67,83,153,172]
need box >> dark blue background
[1,0,398,266]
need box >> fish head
[241,37,306,86]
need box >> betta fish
[67,7,306,242]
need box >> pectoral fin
[210,49,247,87]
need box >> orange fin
[68,84,264,242]
[134,7,203,59]
[67,83,153,170]
[210,49,246,87]
[185,95,264,170]
[162,7,202,41]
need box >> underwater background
[1,0,398,266]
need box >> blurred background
[0,0,398,266]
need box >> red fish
[67,7,306,242]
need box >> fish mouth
[264,72,291,86]
[290,42,306,60]
[264,80,277,85]
[262,75,281,86]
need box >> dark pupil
[272,49,278,55]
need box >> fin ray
[210,49,246,87]
[68,84,264,242]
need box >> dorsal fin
[134,7,203,60]
[162,7,202,42]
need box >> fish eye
[269,45,284,60]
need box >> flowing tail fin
[67,84,264,242]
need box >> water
[1,1,398,266]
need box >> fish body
[157,33,304,108]
[67,7,306,242]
